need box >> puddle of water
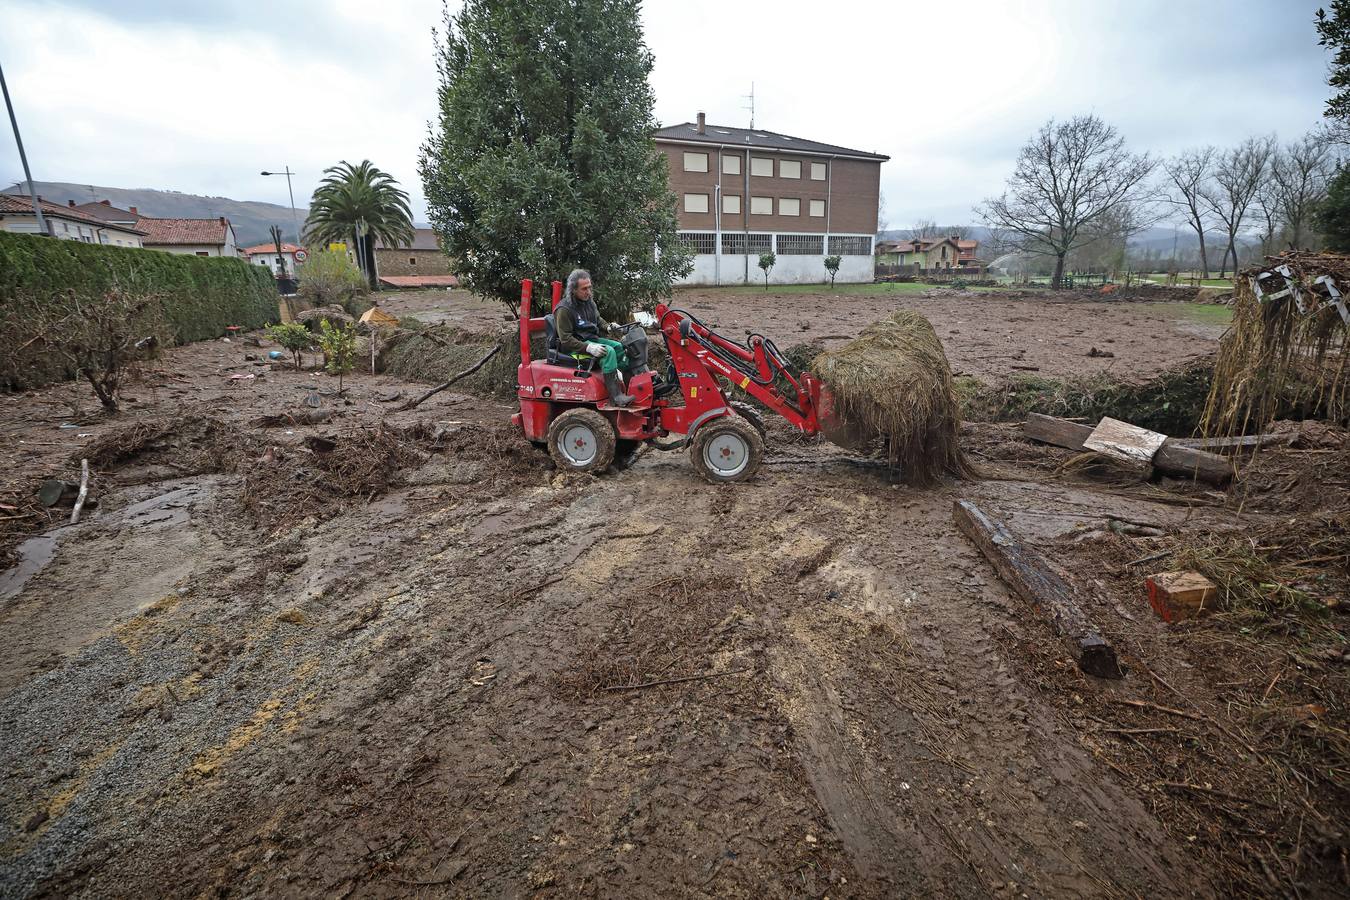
[121,483,208,530]
[1,533,60,601]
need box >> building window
[196,251,210,257]
[684,193,709,214]
[828,235,873,256]
[779,160,801,179]
[409,256,417,266]
[751,157,773,177]
[722,194,741,215]
[810,162,826,181]
[750,196,773,215]
[777,234,824,255]
[809,199,826,217]
[683,151,709,173]
[678,231,716,254]
[722,154,740,175]
[778,198,800,217]
[721,233,772,254]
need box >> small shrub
[267,322,314,369]
[824,254,842,287]
[317,320,358,391]
[35,288,170,412]
[758,251,776,291]
[298,249,369,316]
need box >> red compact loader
[511,279,847,482]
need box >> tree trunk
[1052,253,1066,289]
[1194,223,1210,279]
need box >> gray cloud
[0,0,1338,228]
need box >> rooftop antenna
[743,82,755,130]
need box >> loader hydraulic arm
[656,305,825,436]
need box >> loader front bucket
[811,375,872,450]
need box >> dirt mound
[381,326,521,398]
[79,414,256,474]
[295,305,354,332]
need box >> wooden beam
[952,499,1123,679]
[1022,413,1233,486]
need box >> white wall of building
[676,233,875,286]
[248,251,300,275]
[145,243,228,257]
[1,213,142,247]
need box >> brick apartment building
[654,113,888,285]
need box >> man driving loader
[555,268,634,407]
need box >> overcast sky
[0,0,1335,227]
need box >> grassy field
[705,281,1008,296]
[1139,273,1237,289]
[1168,302,1233,325]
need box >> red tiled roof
[70,200,138,223]
[137,216,231,246]
[378,274,459,288]
[0,194,147,233]
[241,243,304,255]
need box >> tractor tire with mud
[729,400,768,441]
[547,408,617,474]
[689,414,764,484]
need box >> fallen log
[1022,413,1232,485]
[952,499,1123,679]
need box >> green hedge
[0,231,279,390]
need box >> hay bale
[812,309,973,484]
[1203,252,1350,436]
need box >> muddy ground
[381,284,1228,382]
[0,288,1345,898]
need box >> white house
[0,194,146,247]
[241,242,306,275]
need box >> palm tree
[303,160,414,289]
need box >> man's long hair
[562,268,591,307]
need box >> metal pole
[0,57,47,236]
[283,166,298,241]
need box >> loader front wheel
[690,415,764,484]
[548,408,616,474]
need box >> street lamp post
[1,56,47,236]
[260,167,298,241]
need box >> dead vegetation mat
[811,309,973,484]
[1203,251,1350,437]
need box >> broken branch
[399,345,500,411]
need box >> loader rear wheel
[547,408,616,474]
[690,415,764,484]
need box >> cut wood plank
[1170,433,1293,453]
[1146,571,1218,622]
[953,499,1124,679]
[1023,413,1233,485]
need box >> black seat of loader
[543,313,596,372]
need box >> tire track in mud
[3,444,1213,897]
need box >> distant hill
[2,181,309,246]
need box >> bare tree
[1203,135,1276,277]
[939,224,973,239]
[876,190,889,238]
[977,115,1155,287]
[1163,146,1216,278]
[1253,171,1282,258]
[1273,128,1336,249]
[906,218,938,240]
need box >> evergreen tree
[1315,165,1350,251]
[1317,2,1350,122]
[419,0,691,320]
